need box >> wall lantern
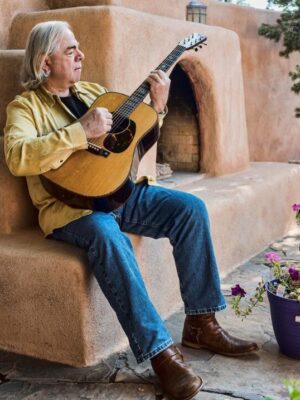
[186,0,207,24]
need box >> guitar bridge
[87,143,110,157]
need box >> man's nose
[76,49,85,61]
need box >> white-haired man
[4,21,258,400]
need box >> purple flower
[265,252,281,263]
[288,267,300,281]
[231,284,247,297]
[292,204,300,212]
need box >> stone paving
[0,230,300,400]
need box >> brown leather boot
[151,345,203,400]
[182,314,258,356]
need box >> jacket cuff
[68,121,88,149]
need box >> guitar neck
[116,44,186,118]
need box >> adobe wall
[204,1,300,162]
[44,0,300,162]
[8,6,250,176]
[47,0,185,19]
[1,0,298,162]
[0,0,48,49]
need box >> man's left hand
[147,70,170,114]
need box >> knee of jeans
[180,194,208,219]
[193,196,208,216]
[89,229,113,255]
[90,228,131,258]
[88,235,116,274]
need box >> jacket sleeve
[4,98,88,177]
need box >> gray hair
[21,20,71,90]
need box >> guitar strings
[110,46,184,129]
[88,45,186,148]
[112,46,184,131]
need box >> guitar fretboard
[114,44,186,121]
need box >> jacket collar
[36,82,89,107]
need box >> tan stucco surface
[8,6,249,175]
[47,0,186,19]
[0,50,25,136]
[1,0,298,162]
[2,0,297,162]
[203,1,300,162]
[1,130,300,365]
[42,0,300,162]
[0,0,48,49]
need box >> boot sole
[174,378,204,400]
[182,340,258,357]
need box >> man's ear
[41,55,51,75]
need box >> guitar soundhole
[104,118,136,153]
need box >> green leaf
[283,379,300,399]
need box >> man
[4,21,258,400]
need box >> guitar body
[41,92,159,212]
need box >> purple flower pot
[266,280,300,359]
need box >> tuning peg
[194,47,198,52]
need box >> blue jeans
[50,182,226,363]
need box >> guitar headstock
[179,33,207,52]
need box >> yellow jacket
[4,81,164,236]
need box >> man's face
[44,28,85,89]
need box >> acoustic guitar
[40,33,207,212]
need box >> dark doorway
[157,64,200,172]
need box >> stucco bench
[0,45,179,366]
[2,137,300,367]
[0,137,180,366]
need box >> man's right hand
[80,107,113,139]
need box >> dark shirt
[60,94,88,118]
